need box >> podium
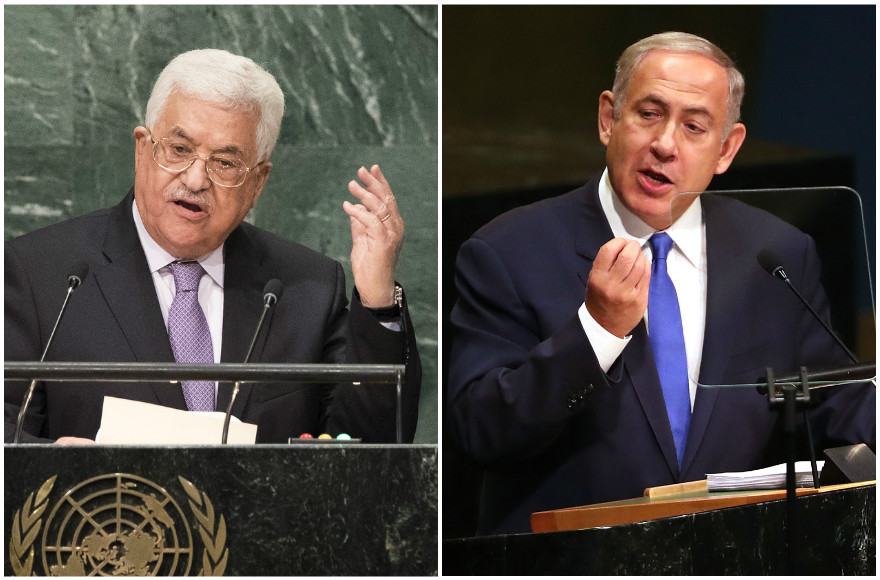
[5,361,435,575]
[5,444,437,576]
[443,483,874,575]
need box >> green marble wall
[4,5,438,443]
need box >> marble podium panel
[5,445,437,576]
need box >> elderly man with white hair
[5,49,421,444]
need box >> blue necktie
[648,233,691,467]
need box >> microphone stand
[221,381,243,445]
[221,296,275,445]
[14,274,84,443]
[762,366,835,574]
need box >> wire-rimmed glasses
[150,136,262,188]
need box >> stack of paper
[707,461,825,492]
[96,396,258,444]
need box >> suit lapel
[92,193,279,414]
[216,226,272,416]
[575,179,615,285]
[625,322,681,478]
[681,195,747,472]
[578,179,680,478]
[94,190,186,409]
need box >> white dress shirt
[132,201,225,367]
[577,169,707,409]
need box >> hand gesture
[585,238,651,338]
[342,165,403,307]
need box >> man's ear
[714,122,746,175]
[133,126,150,173]
[598,90,616,147]
[250,162,272,209]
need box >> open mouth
[174,200,205,213]
[640,169,672,185]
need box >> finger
[621,250,649,286]
[348,179,391,216]
[359,165,398,209]
[344,199,385,229]
[593,238,629,271]
[369,164,387,186]
[635,258,652,292]
[607,239,642,281]
[348,214,367,239]
[348,175,388,206]
[357,165,387,194]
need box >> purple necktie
[648,233,691,468]
[167,261,215,412]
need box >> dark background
[442,5,875,539]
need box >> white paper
[707,460,825,492]
[95,396,257,444]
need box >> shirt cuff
[362,285,403,332]
[577,302,631,372]
[380,320,401,332]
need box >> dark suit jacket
[448,176,875,534]
[5,190,421,444]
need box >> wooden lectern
[531,479,874,532]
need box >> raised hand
[585,238,651,338]
[342,165,404,307]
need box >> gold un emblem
[9,473,227,576]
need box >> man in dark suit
[448,32,874,534]
[5,49,420,444]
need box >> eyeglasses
[150,136,262,188]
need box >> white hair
[144,49,285,162]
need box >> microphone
[222,279,284,444]
[757,249,859,364]
[756,249,787,281]
[14,262,90,443]
[771,363,875,389]
[757,250,867,497]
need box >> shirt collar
[132,200,225,288]
[598,167,704,269]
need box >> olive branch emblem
[9,475,227,576]
[8,475,56,577]
[179,477,228,576]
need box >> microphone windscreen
[263,279,284,305]
[67,262,90,289]
[756,249,781,276]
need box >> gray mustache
[164,186,213,214]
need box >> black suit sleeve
[793,238,875,451]
[447,236,610,466]
[322,262,422,443]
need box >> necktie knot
[649,232,673,262]
[170,261,205,293]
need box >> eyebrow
[637,94,715,122]
[166,126,247,157]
